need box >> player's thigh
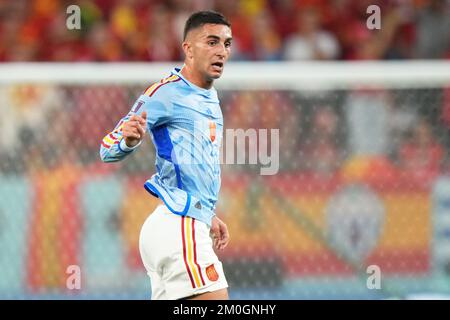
[139,205,178,269]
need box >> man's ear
[182,41,193,60]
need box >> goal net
[0,61,450,299]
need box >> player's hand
[123,111,147,148]
[210,216,229,251]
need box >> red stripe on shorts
[181,216,196,288]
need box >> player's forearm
[99,136,141,162]
[99,109,146,163]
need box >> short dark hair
[183,10,231,41]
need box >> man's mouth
[211,62,224,71]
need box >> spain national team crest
[206,264,219,282]
[208,121,216,142]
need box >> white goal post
[0,61,449,89]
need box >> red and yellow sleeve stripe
[143,75,180,97]
[101,133,120,149]
[101,119,126,149]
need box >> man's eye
[225,42,231,48]
[208,41,217,46]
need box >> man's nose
[216,44,227,58]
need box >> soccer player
[100,11,232,300]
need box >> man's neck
[181,65,213,89]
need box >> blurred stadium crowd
[0,0,449,62]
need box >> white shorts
[139,204,228,300]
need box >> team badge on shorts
[206,264,219,282]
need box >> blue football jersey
[100,67,223,226]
